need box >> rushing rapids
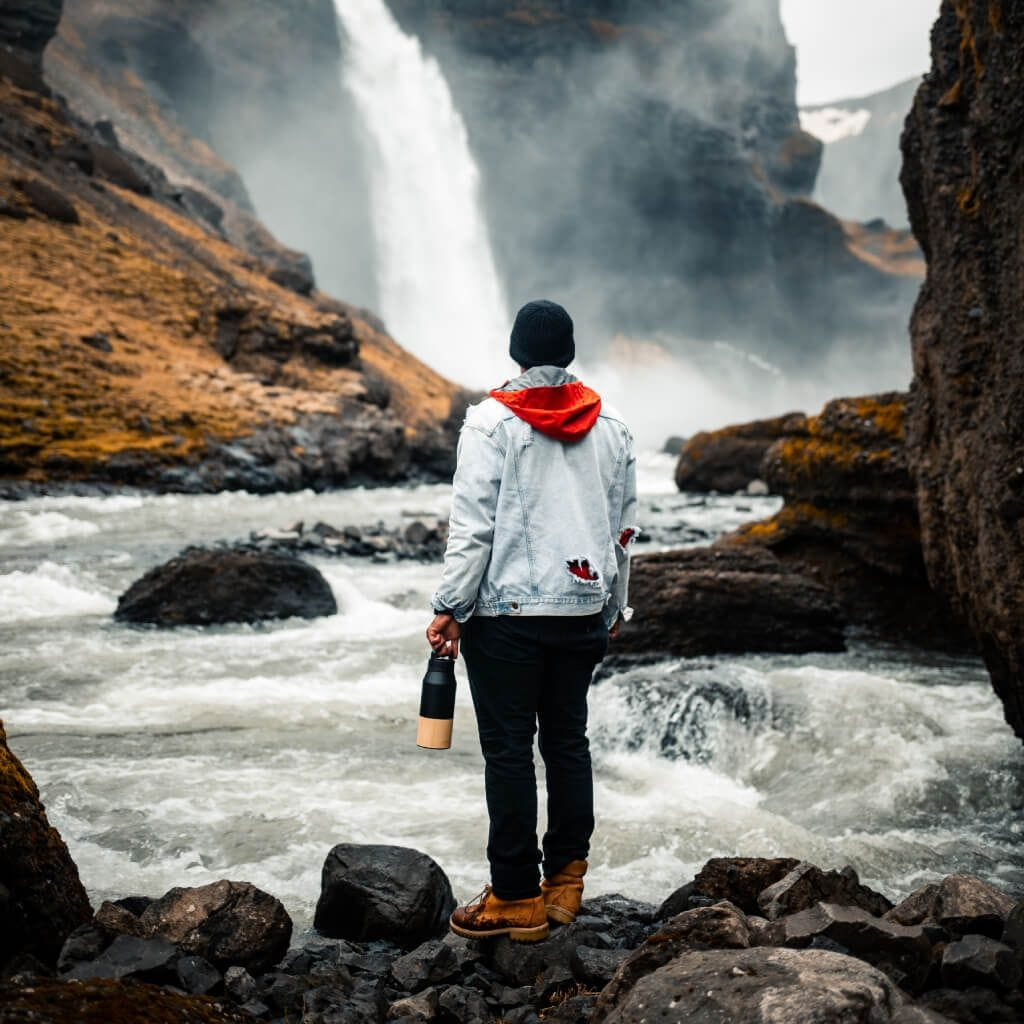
[1,460,1020,931]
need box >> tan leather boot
[541,859,588,925]
[449,886,549,942]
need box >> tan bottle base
[417,716,453,750]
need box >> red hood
[489,381,602,442]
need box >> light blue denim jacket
[432,367,638,627]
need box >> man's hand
[426,613,461,659]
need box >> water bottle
[417,653,457,750]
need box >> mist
[170,0,919,443]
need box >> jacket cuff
[431,593,475,624]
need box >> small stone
[390,939,458,992]
[404,521,430,546]
[437,985,490,1024]
[80,332,113,353]
[941,935,1022,992]
[224,965,258,1002]
[570,945,628,987]
[175,954,221,995]
[886,875,1016,939]
[387,987,439,1021]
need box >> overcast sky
[780,0,940,106]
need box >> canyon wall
[901,0,1024,739]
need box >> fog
[178,0,918,444]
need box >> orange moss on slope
[0,82,459,484]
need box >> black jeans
[461,613,608,900]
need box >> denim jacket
[432,366,638,627]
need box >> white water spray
[335,0,510,387]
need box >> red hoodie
[489,380,602,442]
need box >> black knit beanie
[509,300,575,369]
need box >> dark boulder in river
[618,545,846,657]
[315,844,456,949]
[0,721,93,970]
[115,548,337,626]
[901,1,1024,741]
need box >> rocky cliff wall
[384,0,917,369]
[0,2,466,494]
[901,0,1024,739]
[47,0,377,306]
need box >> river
[1,455,1021,931]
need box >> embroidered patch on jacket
[566,558,601,584]
[618,526,640,550]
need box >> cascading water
[335,0,510,387]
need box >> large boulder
[723,393,973,649]
[618,544,845,657]
[900,0,1024,739]
[674,413,808,493]
[136,880,292,974]
[115,548,337,626]
[314,845,456,948]
[594,947,902,1024]
[0,720,92,969]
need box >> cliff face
[901,1,1024,738]
[384,0,917,366]
[0,1,61,64]
[47,0,377,306]
[0,2,465,494]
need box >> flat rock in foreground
[114,548,337,626]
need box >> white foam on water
[0,510,101,546]
[0,561,115,623]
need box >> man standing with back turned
[426,299,638,943]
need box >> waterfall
[334,0,510,387]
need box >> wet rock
[618,545,846,657]
[388,987,440,1021]
[594,947,900,1024]
[901,0,1024,738]
[595,902,750,1015]
[1002,902,1024,957]
[64,935,179,983]
[115,547,337,626]
[891,1008,958,1024]
[543,993,597,1023]
[777,902,932,992]
[93,899,147,937]
[941,936,1021,993]
[570,945,628,987]
[138,879,292,973]
[885,876,1015,939]
[390,939,459,992]
[918,987,1024,1024]
[437,985,490,1024]
[759,862,892,920]
[659,857,801,918]
[176,953,222,995]
[303,976,388,1024]
[675,412,807,493]
[17,178,79,224]
[0,0,62,63]
[486,914,612,988]
[248,518,448,564]
[224,964,259,1002]
[315,844,456,949]
[57,925,109,975]
[0,720,92,969]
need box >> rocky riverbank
[2,721,1022,1024]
